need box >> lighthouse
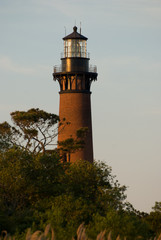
[53,26,97,163]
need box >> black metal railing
[53,64,97,73]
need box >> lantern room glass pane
[64,39,87,58]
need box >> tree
[0,149,153,239]
[0,149,66,212]
[0,121,19,151]
[58,127,88,161]
[0,108,68,154]
[146,202,161,236]
[0,148,67,234]
[0,108,155,239]
[25,160,128,240]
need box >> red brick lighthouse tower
[53,26,97,163]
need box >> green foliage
[27,152,66,199]
[152,202,161,212]
[0,149,32,212]
[87,209,150,240]
[0,148,66,235]
[0,122,19,151]
[0,148,66,209]
[62,160,127,213]
[42,195,92,240]
[0,109,159,239]
[146,202,161,237]
[11,108,59,125]
[0,148,153,240]
[58,127,88,157]
[0,109,61,154]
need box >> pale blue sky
[0,0,161,213]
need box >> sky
[0,0,161,213]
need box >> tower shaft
[59,91,93,163]
[53,26,97,163]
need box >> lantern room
[53,26,97,84]
[62,26,88,58]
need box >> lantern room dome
[63,26,88,40]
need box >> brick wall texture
[58,92,93,163]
